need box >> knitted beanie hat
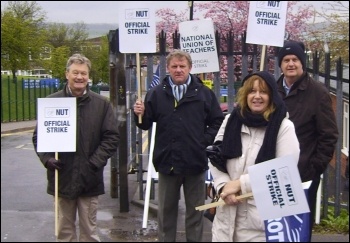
[278,41,306,69]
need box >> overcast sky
[1,1,348,24]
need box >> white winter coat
[210,114,300,242]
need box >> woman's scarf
[221,71,287,164]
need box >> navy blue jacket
[135,74,224,175]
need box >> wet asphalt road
[1,130,212,242]
[0,130,160,242]
[1,130,348,242]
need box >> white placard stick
[136,53,142,123]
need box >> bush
[313,207,349,234]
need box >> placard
[246,1,288,47]
[37,97,76,152]
[179,19,219,74]
[118,2,156,53]
[248,154,310,220]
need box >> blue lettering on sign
[220,88,237,97]
[220,88,228,96]
[264,213,310,242]
[23,79,59,89]
[264,188,311,242]
[136,10,148,17]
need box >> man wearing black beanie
[276,40,338,241]
[278,41,306,70]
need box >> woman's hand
[220,179,242,205]
[221,193,242,205]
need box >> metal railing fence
[1,77,102,122]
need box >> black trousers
[306,176,321,242]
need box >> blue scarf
[168,76,191,101]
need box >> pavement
[1,120,37,135]
[1,120,349,242]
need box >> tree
[156,1,314,48]
[82,36,109,84]
[45,22,89,55]
[155,1,314,79]
[1,2,110,85]
[90,36,109,84]
[42,21,112,84]
[41,45,70,82]
[1,1,47,80]
[42,22,93,82]
[307,1,349,69]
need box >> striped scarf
[169,76,191,101]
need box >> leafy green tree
[1,2,116,89]
[44,22,111,83]
[41,45,70,82]
[83,36,109,84]
[45,22,89,55]
[307,1,349,68]
[1,1,47,80]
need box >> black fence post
[324,52,331,90]
[22,78,25,121]
[226,31,235,113]
[334,57,343,217]
[159,30,167,80]
[252,44,258,73]
[312,50,319,81]
[274,46,281,79]
[108,29,119,199]
[173,29,180,50]
[241,31,248,78]
[15,80,18,121]
[213,30,221,104]
[7,77,11,121]
[115,29,129,213]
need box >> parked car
[220,102,237,113]
[96,81,109,91]
[220,102,228,112]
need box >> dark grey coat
[33,84,119,199]
[277,72,338,182]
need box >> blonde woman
[210,71,300,242]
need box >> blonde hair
[236,75,275,121]
[166,49,192,68]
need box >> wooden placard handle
[195,192,253,211]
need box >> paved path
[1,121,349,242]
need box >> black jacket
[33,84,119,199]
[277,72,338,182]
[135,74,224,175]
